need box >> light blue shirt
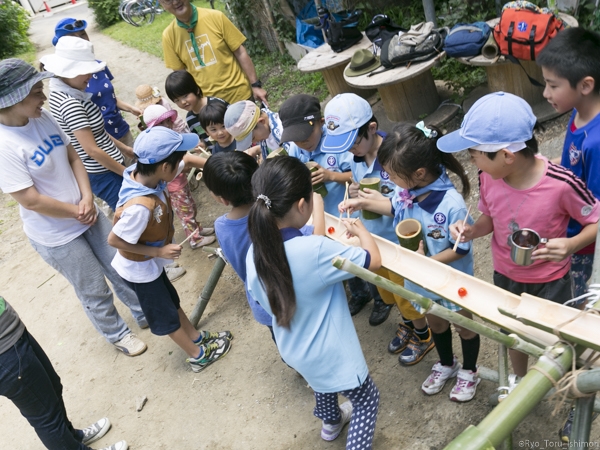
[391,173,474,300]
[260,109,300,160]
[288,127,354,215]
[246,230,370,393]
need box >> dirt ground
[1,4,599,449]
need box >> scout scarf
[177,5,205,67]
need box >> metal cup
[509,228,548,266]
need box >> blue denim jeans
[29,212,146,343]
[0,329,90,449]
[88,171,123,211]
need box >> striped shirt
[49,90,123,174]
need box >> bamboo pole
[331,257,544,358]
[497,344,512,450]
[189,247,227,328]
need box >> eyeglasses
[64,20,85,31]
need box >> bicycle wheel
[125,0,155,27]
[119,0,136,25]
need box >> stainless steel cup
[509,228,548,266]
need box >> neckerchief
[177,5,205,67]
[49,77,93,101]
[397,167,454,209]
[117,165,168,207]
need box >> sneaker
[113,333,147,357]
[450,368,481,402]
[497,374,519,402]
[82,417,111,445]
[195,330,234,345]
[559,407,575,443]
[165,262,179,269]
[98,441,128,450]
[398,332,435,366]
[421,357,461,395]
[166,265,186,282]
[198,227,215,236]
[388,323,414,354]
[188,338,231,372]
[190,235,216,249]
[321,401,352,441]
[369,299,392,326]
[348,295,371,316]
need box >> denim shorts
[88,170,123,211]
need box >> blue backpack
[443,22,491,58]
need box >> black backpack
[317,9,363,53]
[365,14,406,50]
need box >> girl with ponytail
[246,156,382,448]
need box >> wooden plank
[297,34,372,73]
[378,70,439,122]
[322,64,376,98]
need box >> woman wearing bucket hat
[53,18,142,161]
[0,59,148,361]
[41,36,130,211]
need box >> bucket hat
[0,59,54,109]
[143,104,178,128]
[135,84,162,110]
[52,18,88,46]
[40,36,106,79]
[437,92,536,154]
[344,49,381,77]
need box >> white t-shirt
[0,109,90,247]
[111,191,172,283]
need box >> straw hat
[135,84,161,110]
[40,36,105,78]
[143,104,178,128]
[344,49,381,77]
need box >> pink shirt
[478,156,599,283]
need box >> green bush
[88,0,122,28]
[0,0,33,60]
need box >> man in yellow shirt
[160,0,268,105]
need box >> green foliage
[227,0,268,56]
[0,0,34,60]
[88,0,122,28]
[432,58,487,101]
[576,0,600,31]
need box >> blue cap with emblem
[134,127,199,164]
[321,94,373,154]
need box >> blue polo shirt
[246,229,370,393]
[260,109,299,160]
[350,131,396,242]
[288,127,354,215]
[86,66,129,139]
[391,175,474,300]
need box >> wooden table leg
[485,61,545,105]
[377,70,439,122]
[322,65,376,100]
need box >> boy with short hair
[224,100,295,160]
[198,101,236,153]
[108,127,232,373]
[331,93,432,364]
[538,28,600,301]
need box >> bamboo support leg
[377,70,439,122]
[498,344,513,450]
[321,65,376,99]
[571,396,596,447]
[189,256,226,328]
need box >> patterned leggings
[313,375,379,450]
[168,176,203,248]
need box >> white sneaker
[450,368,481,402]
[421,357,461,395]
[498,374,519,402]
[82,417,111,445]
[113,333,147,356]
[166,266,186,282]
[321,400,352,441]
[98,440,128,450]
[199,227,215,236]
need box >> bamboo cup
[305,161,328,197]
[359,178,381,220]
[395,218,427,254]
[266,147,288,158]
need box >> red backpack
[493,1,565,60]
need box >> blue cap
[134,127,199,164]
[437,92,536,153]
[321,94,373,153]
[52,18,88,46]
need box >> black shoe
[559,407,575,443]
[348,295,372,316]
[369,299,392,326]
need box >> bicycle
[119,0,163,27]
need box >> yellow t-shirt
[162,8,251,104]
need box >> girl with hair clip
[245,156,382,448]
[342,122,480,402]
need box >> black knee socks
[431,327,453,366]
[460,334,480,372]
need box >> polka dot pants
[313,375,380,449]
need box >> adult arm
[67,143,97,225]
[73,127,126,175]
[109,134,135,160]
[233,45,268,105]
[10,187,81,220]
[115,98,142,117]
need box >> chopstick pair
[452,205,472,253]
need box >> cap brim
[436,129,478,153]
[281,122,313,143]
[321,129,358,154]
[344,59,381,77]
[178,133,200,151]
[235,133,253,151]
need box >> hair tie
[416,121,437,139]
[257,194,271,209]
